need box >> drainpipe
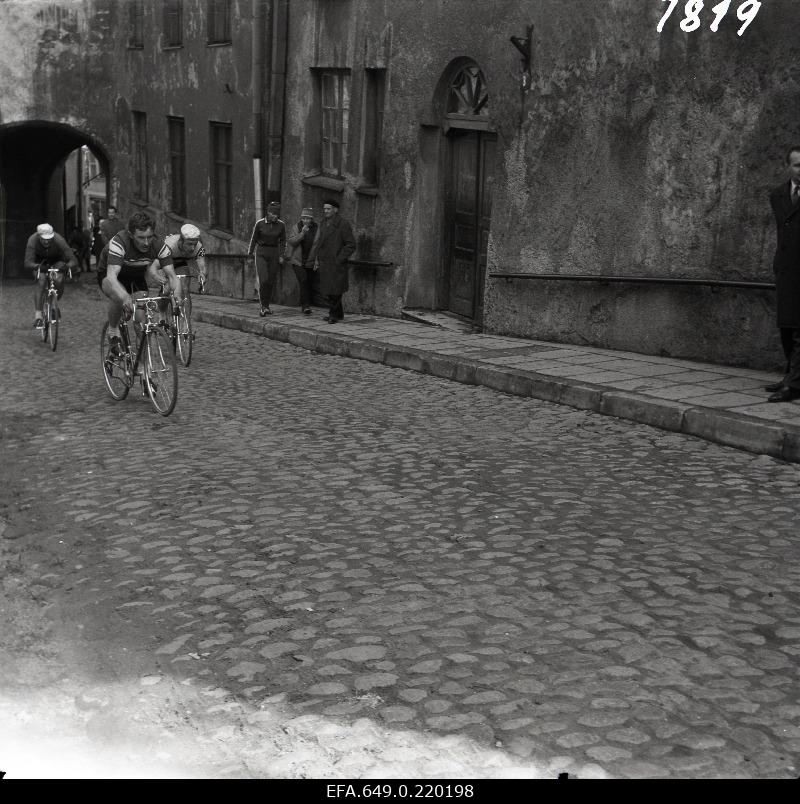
[252,0,266,219]
[265,0,288,204]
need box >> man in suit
[309,199,356,324]
[767,146,800,402]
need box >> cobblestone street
[1,278,800,779]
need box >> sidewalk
[193,295,800,464]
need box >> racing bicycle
[100,293,179,416]
[37,265,71,351]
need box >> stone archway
[0,121,110,277]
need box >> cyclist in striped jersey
[97,211,180,355]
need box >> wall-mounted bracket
[510,24,533,90]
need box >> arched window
[447,63,488,117]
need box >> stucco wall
[279,0,794,367]
[1,0,797,367]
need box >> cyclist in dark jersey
[97,211,180,354]
[25,223,77,329]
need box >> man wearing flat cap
[309,199,356,324]
[24,222,77,329]
[247,200,286,316]
[286,207,319,314]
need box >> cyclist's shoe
[142,380,157,398]
[108,334,123,358]
[33,317,43,329]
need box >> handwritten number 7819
[657,0,762,36]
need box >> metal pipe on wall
[252,0,267,218]
[265,0,288,205]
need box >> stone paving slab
[193,296,800,464]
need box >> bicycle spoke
[175,306,193,367]
[48,300,58,351]
[144,328,178,416]
[100,322,130,401]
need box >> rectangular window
[210,122,233,230]
[163,0,183,47]
[129,0,144,48]
[132,111,148,201]
[320,71,350,177]
[207,0,231,44]
[167,116,186,215]
[361,69,386,187]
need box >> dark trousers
[292,263,315,308]
[255,247,280,308]
[328,294,344,321]
[780,327,800,389]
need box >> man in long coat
[310,199,356,323]
[768,146,800,402]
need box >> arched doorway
[0,121,109,278]
[440,61,496,326]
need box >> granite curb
[195,307,800,463]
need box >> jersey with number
[164,234,205,273]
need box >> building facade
[0,0,796,369]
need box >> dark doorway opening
[443,129,496,325]
[0,121,109,278]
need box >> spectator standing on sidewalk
[767,146,800,402]
[248,201,286,316]
[309,199,356,324]
[68,226,90,274]
[286,207,318,315]
[99,206,126,247]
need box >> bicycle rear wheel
[47,297,59,351]
[175,306,192,367]
[143,328,178,416]
[100,321,131,400]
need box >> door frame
[442,124,496,326]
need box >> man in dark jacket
[767,146,800,402]
[309,199,356,324]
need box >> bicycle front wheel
[175,306,192,367]
[100,321,131,400]
[48,297,59,351]
[143,328,178,416]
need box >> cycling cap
[37,223,55,240]
[180,223,201,239]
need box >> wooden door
[445,130,495,323]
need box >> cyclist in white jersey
[163,223,207,321]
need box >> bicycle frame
[38,266,66,351]
[121,295,169,377]
[101,292,179,416]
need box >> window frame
[128,0,144,49]
[167,116,187,215]
[207,0,232,45]
[315,69,351,178]
[163,0,183,48]
[132,110,149,201]
[209,121,233,231]
[359,68,386,188]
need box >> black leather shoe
[767,387,800,403]
[765,380,785,392]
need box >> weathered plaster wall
[482,0,798,367]
[281,0,797,366]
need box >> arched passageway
[0,121,110,278]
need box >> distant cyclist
[97,211,180,355]
[163,223,208,321]
[25,223,76,329]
